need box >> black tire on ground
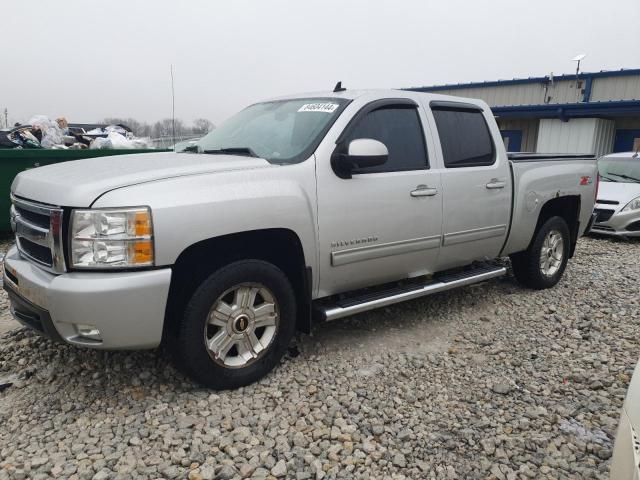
[175,259,297,389]
[510,216,571,290]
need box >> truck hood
[597,181,640,207]
[11,152,273,206]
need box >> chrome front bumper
[2,245,171,349]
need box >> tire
[510,216,570,290]
[175,259,297,389]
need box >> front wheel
[175,260,297,389]
[510,216,570,290]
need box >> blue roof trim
[409,77,549,91]
[405,68,640,92]
[491,100,640,120]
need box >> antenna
[333,81,346,92]
[170,64,176,146]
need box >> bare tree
[100,117,210,139]
[152,118,187,138]
[192,118,215,135]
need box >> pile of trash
[0,116,153,150]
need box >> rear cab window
[430,102,495,168]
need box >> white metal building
[407,69,640,155]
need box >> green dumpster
[0,149,169,232]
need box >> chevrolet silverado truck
[3,88,598,389]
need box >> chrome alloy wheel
[540,229,564,277]
[205,283,279,368]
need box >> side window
[345,106,428,173]
[432,108,495,168]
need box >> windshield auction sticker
[298,103,339,113]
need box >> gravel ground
[0,236,639,480]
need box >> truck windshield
[598,158,640,183]
[197,98,348,163]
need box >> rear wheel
[510,216,570,290]
[175,259,296,389]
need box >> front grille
[594,208,615,223]
[11,195,66,273]
[17,237,53,265]
[14,205,50,229]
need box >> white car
[611,358,640,479]
[592,152,640,238]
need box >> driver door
[315,99,443,297]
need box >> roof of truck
[268,89,392,101]
[267,88,488,107]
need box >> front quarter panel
[91,161,319,284]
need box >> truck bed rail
[508,153,597,162]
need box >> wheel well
[533,195,581,257]
[163,229,311,343]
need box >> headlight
[622,196,640,212]
[70,207,154,269]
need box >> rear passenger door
[427,101,511,271]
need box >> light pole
[572,54,586,102]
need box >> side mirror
[331,138,389,179]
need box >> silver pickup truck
[3,89,598,389]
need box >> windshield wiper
[599,174,617,182]
[203,147,258,158]
[608,173,640,183]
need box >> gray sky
[2,0,639,127]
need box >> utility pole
[170,65,176,145]
[3,108,7,129]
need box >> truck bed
[501,153,598,256]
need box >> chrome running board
[316,264,506,322]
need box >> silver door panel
[314,94,443,297]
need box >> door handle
[486,178,506,189]
[410,185,438,197]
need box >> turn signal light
[132,240,154,264]
[135,211,152,236]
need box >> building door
[500,130,523,152]
[613,129,640,153]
